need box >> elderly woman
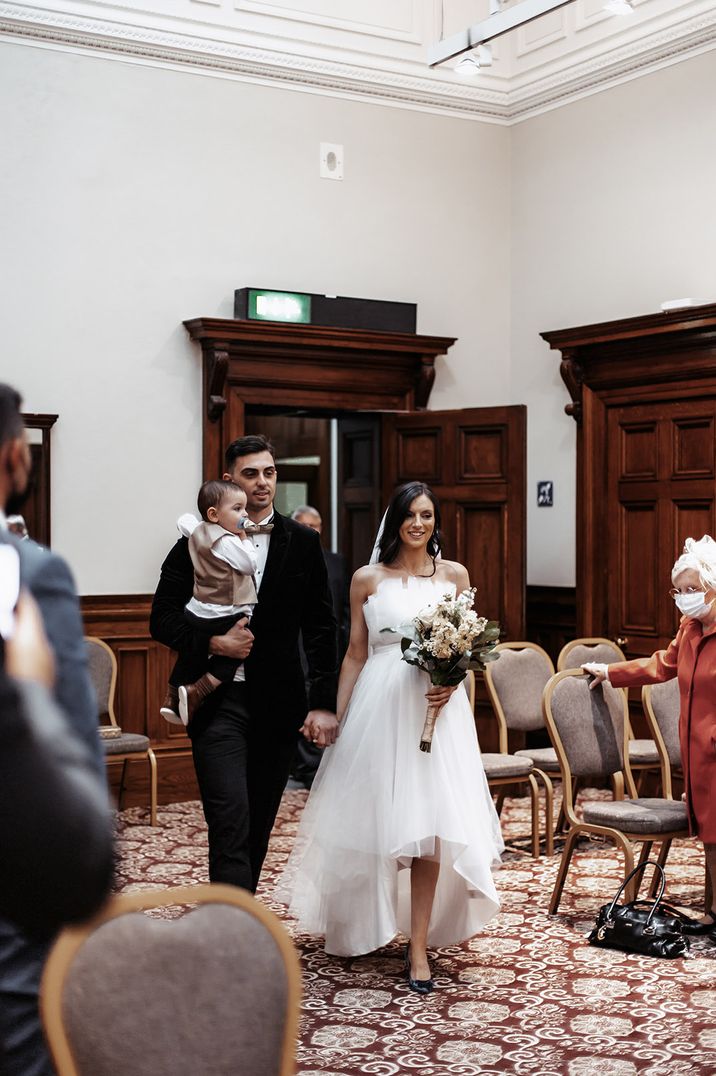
[584,535,716,936]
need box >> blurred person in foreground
[584,535,716,938]
[0,384,109,1075]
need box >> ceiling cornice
[1,1,715,123]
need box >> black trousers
[188,683,299,892]
[170,610,246,686]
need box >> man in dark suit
[0,384,109,1076]
[290,505,350,788]
[150,435,339,893]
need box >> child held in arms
[161,479,263,726]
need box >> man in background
[0,383,109,1075]
[290,505,350,788]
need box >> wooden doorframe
[542,302,716,635]
[183,318,456,477]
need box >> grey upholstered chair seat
[102,732,152,756]
[515,746,560,771]
[628,738,660,765]
[41,885,300,1076]
[481,753,534,778]
[582,797,688,834]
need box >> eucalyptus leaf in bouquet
[381,587,501,751]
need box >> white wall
[511,50,716,586]
[0,42,511,594]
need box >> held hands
[6,590,55,689]
[301,709,339,748]
[209,617,254,661]
[582,662,609,690]
[425,683,457,709]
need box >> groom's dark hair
[225,435,276,471]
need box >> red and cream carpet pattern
[116,790,716,1075]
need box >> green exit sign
[247,289,312,324]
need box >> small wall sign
[537,481,553,507]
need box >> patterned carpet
[115,790,716,1076]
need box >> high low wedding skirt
[277,576,504,956]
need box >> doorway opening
[244,407,382,575]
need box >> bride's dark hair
[378,482,442,567]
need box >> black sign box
[234,288,417,334]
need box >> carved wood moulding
[184,318,456,417]
[542,302,716,423]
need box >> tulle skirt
[276,643,504,956]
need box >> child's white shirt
[177,513,257,619]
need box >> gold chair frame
[482,643,556,856]
[41,884,302,1076]
[559,637,660,795]
[86,636,158,826]
[469,666,551,858]
[544,669,689,914]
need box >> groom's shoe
[178,674,219,726]
[160,686,182,726]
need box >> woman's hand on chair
[581,662,609,690]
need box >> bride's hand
[425,684,456,709]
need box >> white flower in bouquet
[381,587,501,752]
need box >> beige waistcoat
[188,522,258,607]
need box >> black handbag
[588,860,690,958]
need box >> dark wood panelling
[525,585,577,666]
[22,413,57,547]
[382,406,527,640]
[81,595,198,805]
[543,303,716,645]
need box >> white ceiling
[1,0,714,121]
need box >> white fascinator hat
[671,535,716,591]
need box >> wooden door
[338,414,382,575]
[382,406,526,639]
[607,397,716,658]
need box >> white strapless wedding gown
[277,576,504,956]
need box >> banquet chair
[85,636,158,826]
[543,669,689,914]
[641,678,684,896]
[558,637,661,791]
[468,669,550,858]
[41,883,301,1076]
[483,643,558,855]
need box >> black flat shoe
[681,910,716,936]
[404,944,434,995]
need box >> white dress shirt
[234,510,274,682]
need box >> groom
[150,435,339,892]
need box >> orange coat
[609,617,716,843]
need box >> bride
[277,481,504,993]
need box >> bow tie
[244,523,274,535]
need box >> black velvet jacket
[150,510,338,723]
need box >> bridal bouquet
[382,588,500,752]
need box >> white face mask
[674,590,713,619]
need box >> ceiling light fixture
[603,0,634,13]
[430,0,578,68]
[455,44,493,76]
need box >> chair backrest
[557,637,626,672]
[642,679,681,797]
[543,670,634,816]
[85,637,118,727]
[41,883,301,1076]
[484,643,555,745]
